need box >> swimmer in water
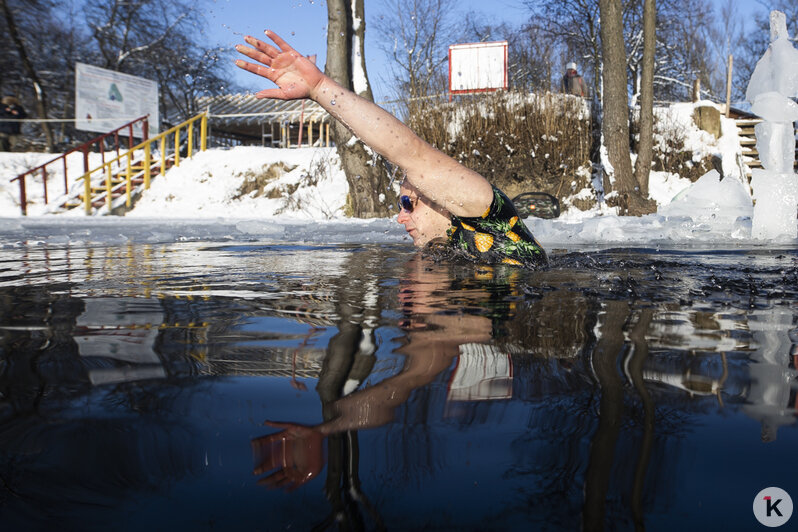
[235,30,547,269]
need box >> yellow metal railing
[79,113,208,214]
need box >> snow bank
[2,101,796,248]
[128,146,350,220]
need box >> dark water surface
[0,241,796,531]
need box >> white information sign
[448,41,508,94]
[75,62,159,138]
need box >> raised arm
[235,30,493,218]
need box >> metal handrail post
[144,142,151,189]
[174,128,180,167]
[200,113,207,151]
[105,164,112,211]
[41,168,48,205]
[84,172,91,214]
[188,120,194,159]
[18,177,27,216]
[160,136,166,176]
[62,156,68,195]
[126,152,132,207]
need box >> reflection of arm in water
[251,260,495,489]
[251,314,489,490]
[318,314,492,434]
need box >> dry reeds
[405,91,594,200]
[400,91,711,211]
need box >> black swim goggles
[398,195,416,212]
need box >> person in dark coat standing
[0,96,27,151]
[561,63,588,98]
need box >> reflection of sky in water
[0,241,796,530]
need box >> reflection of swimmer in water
[235,30,547,269]
[250,256,517,490]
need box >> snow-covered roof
[197,93,330,126]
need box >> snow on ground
[128,147,349,220]
[1,102,796,249]
[0,150,121,217]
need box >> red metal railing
[10,116,149,215]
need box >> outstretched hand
[235,30,325,101]
[251,421,325,491]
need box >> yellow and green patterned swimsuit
[445,186,548,269]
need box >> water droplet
[330,99,336,105]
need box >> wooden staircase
[736,117,798,176]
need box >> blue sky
[208,0,768,102]
[208,0,530,101]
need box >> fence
[77,113,207,214]
[10,116,149,215]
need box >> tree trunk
[598,0,653,215]
[633,0,656,198]
[326,0,395,218]
[598,0,634,196]
[1,0,55,152]
[582,300,626,532]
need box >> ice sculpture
[746,11,798,240]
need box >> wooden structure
[195,93,331,148]
[729,106,798,176]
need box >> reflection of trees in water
[0,285,215,528]
[296,251,796,528]
[313,250,385,530]
[2,243,796,527]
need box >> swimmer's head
[396,181,452,247]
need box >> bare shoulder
[401,137,494,218]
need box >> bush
[405,91,594,201]
[402,92,713,213]
[649,113,713,183]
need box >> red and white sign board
[448,41,508,96]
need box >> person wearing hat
[0,96,27,151]
[561,62,588,98]
[234,30,548,269]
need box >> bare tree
[461,13,558,92]
[651,0,717,101]
[706,0,747,102]
[84,0,230,124]
[0,0,56,151]
[527,0,602,101]
[599,0,654,215]
[633,0,655,194]
[372,0,457,101]
[326,0,395,218]
[85,0,192,71]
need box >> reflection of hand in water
[251,421,325,491]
